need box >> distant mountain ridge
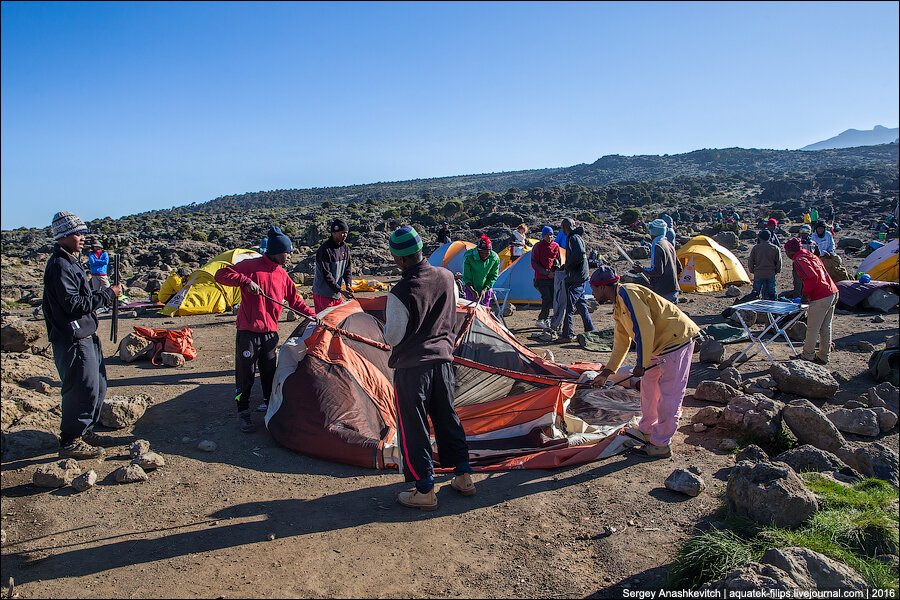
[801,125,899,151]
[178,144,899,215]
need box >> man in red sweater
[215,226,318,432]
[530,225,560,328]
[785,237,838,365]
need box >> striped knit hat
[389,225,423,257]
[51,211,88,240]
[648,219,668,237]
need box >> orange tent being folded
[266,296,636,472]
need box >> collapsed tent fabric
[492,246,592,304]
[428,241,475,276]
[266,297,633,472]
[677,235,750,292]
[858,238,899,283]
[160,249,261,316]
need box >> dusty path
[2,255,898,598]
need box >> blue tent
[428,241,475,276]
[493,248,592,304]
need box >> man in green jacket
[462,234,500,307]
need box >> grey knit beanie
[51,211,88,240]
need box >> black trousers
[393,361,470,490]
[53,334,107,445]
[533,278,554,320]
[235,330,278,412]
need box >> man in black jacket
[42,211,122,459]
[559,220,595,343]
[311,219,354,313]
[383,225,474,511]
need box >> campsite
[1,189,898,596]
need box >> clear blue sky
[2,1,898,230]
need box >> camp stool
[728,299,808,367]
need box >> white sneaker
[534,319,549,329]
[255,402,268,413]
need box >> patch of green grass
[666,476,899,590]
[735,427,797,457]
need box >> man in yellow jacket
[589,266,700,457]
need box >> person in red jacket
[530,225,560,328]
[785,237,838,365]
[215,226,318,432]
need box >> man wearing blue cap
[43,211,123,459]
[530,225,561,328]
[215,226,318,431]
[384,225,474,510]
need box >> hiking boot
[813,356,829,366]
[638,443,672,458]
[59,439,106,460]
[397,488,438,511]
[450,473,476,496]
[238,409,256,433]
[255,402,268,413]
[82,431,119,447]
[557,337,574,344]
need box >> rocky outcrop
[782,399,846,454]
[726,461,818,529]
[770,361,839,399]
[721,395,784,440]
[694,380,741,404]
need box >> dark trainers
[59,439,106,460]
[238,409,256,433]
[82,431,119,447]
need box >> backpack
[132,326,197,365]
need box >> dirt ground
[1,240,898,599]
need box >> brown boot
[639,443,671,458]
[59,439,106,460]
[397,488,438,511]
[450,473,476,496]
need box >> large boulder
[857,383,899,415]
[118,333,154,363]
[826,408,881,437]
[722,394,785,440]
[714,231,738,250]
[871,407,899,432]
[1,319,44,352]
[664,469,706,497]
[698,338,725,363]
[837,237,864,250]
[862,290,899,313]
[691,406,723,427]
[782,399,846,453]
[694,380,741,404]
[774,445,845,474]
[726,461,818,528]
[719,366,742,389]
[770,361,839,399]
[99,394,151,429]
[701,547,868,592]
[33,458,81,488]
[837,442,899,487]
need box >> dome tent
[428,241,475,276]
[676,235,750,293]
[858,238,899,283]
[159,249,261,316]
[492,246,592,304]
[265,297,632,472]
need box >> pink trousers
[313,294,342,314]
[638,341,694,447]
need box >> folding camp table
[729,299,808,367]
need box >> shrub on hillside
[619,208,642,225]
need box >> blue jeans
[752,277,777,300]
[562,281,595,339]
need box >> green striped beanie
[389,225,423,257]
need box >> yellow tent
[497,238,538,271]
[160,249,261,316]
[858,239,899,282]
[677,235,750,293]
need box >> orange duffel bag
[132,326,197,363]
